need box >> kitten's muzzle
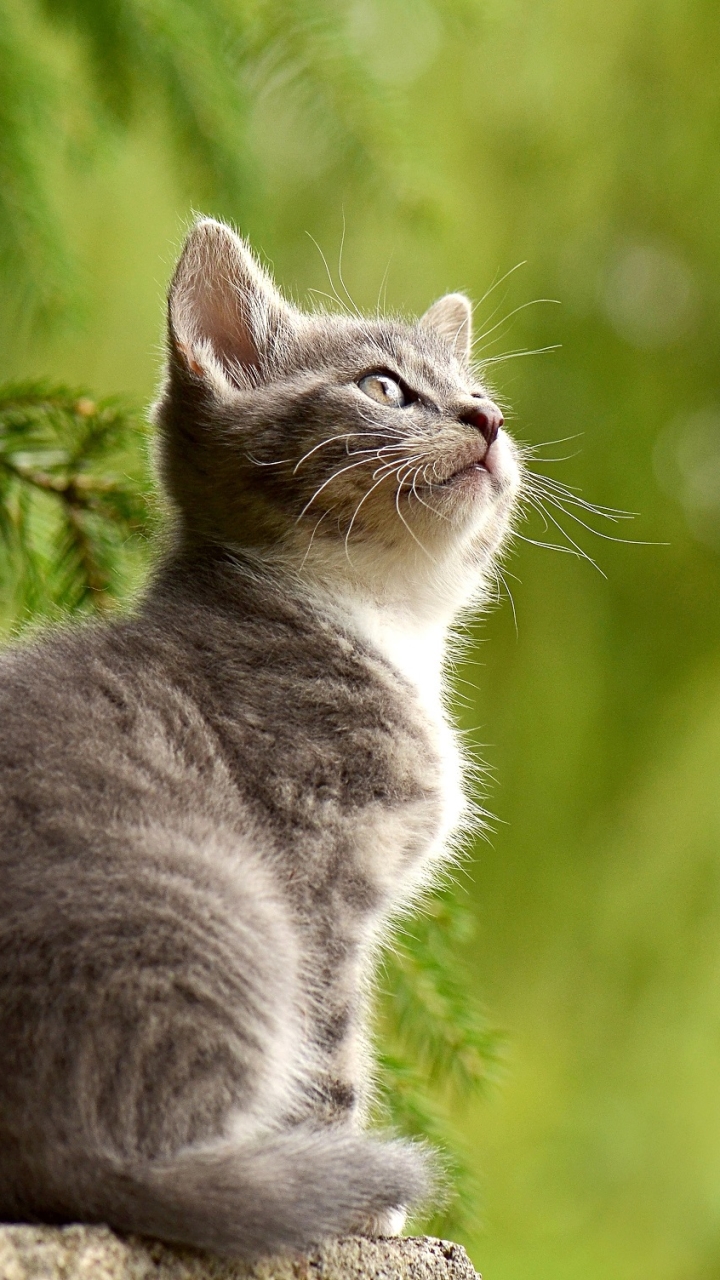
[429,422,513,489]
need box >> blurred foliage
[2,0,720,1275]
[0,0,471,330]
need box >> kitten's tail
[64,1127,434,1258]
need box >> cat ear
[419,293,473,363]
[168,217,293,392]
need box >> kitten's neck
[338,595,449,708]
[292,542,479,705]
[293,559,456,709]
[290,532,483,634]
[153,541,464,707]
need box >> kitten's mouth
[432,440,500,488]
[442,458,491,485]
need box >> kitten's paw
[352,1206,407,1237]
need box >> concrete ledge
[0,1225,481,1280]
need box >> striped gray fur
[0,219,521,1257]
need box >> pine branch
[384,894,501,1094]
[376,1050,483,1240]
[374,889,505,1237]
[0,382,155,628]
[1,0,478,328]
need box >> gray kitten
[0,219,521,1257]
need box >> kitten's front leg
[310,1021,368,1128]
[315,1009,410,1236]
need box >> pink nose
[460,400,504,446]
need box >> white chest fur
[342,599,469,866]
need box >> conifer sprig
[0,0,473,331]
[0,382,155,626]
[377,891,504,1235]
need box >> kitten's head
[156,218,521,620]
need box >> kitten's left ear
[420,293,473,363]
[168,217,295,392]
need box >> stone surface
[0,1226,480,1280]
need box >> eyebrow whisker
[472,298,560,353]
[478,344,562,367]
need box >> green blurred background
[2,0,720,1276]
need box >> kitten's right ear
[168,217,294,393]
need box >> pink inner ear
[185,275,262,379]
[169,219,287,385]
[214,311,262,375]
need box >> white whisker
[521,491,552,533]
[520,450,583,464]
[305,232,353,316]
[492,565,519,636]
[524,497,605,574]
[408,463,449,521]
[529,488,661,548]
[478,344,562,367]
[337,211,362,320]
[393,465,437,563]
[526,472,637,520]
[518,432,584,455]
[343,455,416,562]
[296,454,384,521]
[514,531,590,559]
[293,431,405,474]
[245,452,292,467]
[299,507,334,571]
[473,298,560,353]
[376,251,395,314]
[473,261,527,312]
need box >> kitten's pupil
[357,373,407,407]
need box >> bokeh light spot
[654,407,720,548]
[601,243,697,349]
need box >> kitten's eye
[357,373,407,408]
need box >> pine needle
[0,381,157,629]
